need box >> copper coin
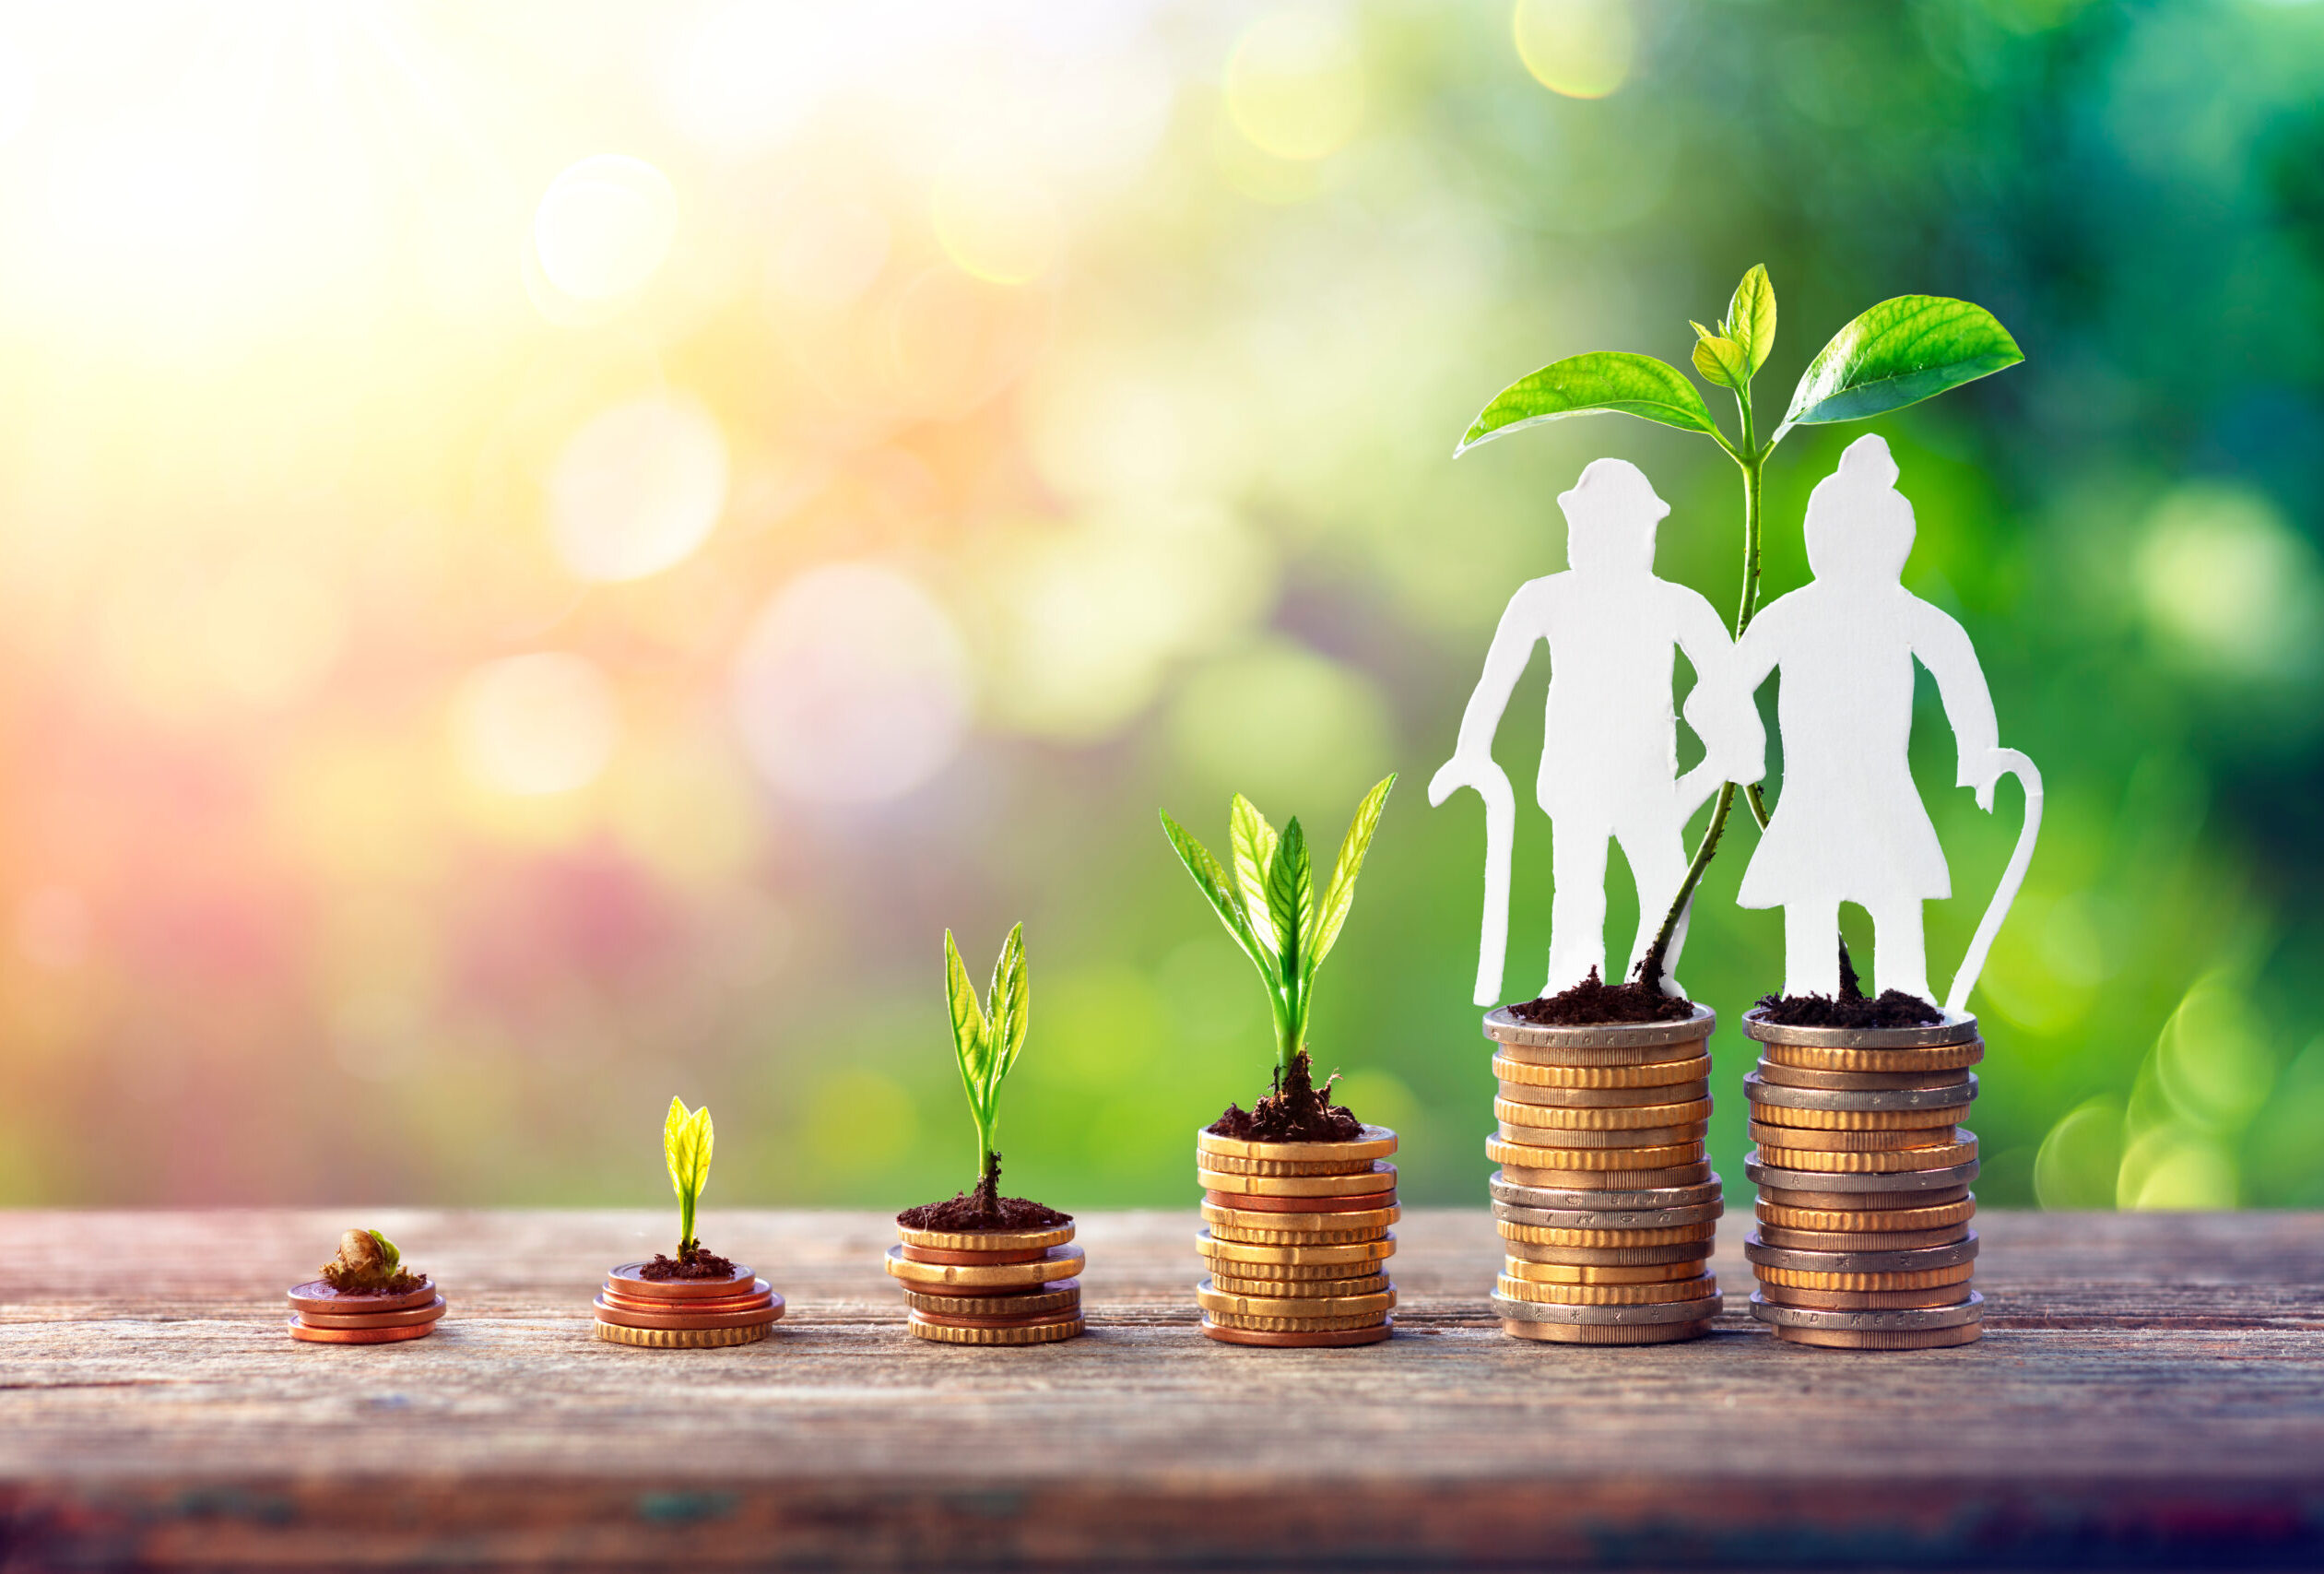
[1496,1272,1716,1307]
[1754,1223,1970,1252]
[1748,1101,1965,1131]
[1758,1039,1984,1073]
[1495,1096,1715,1131]
[1488,1135,1705,1170]
[1197,1279,1396,1320]
[1756,1262,1975,1292]
[1745,1230,1978,1273]
[1504,1239,1709,1267]
[598,1282,776,1315]
[1745,1070,1977,1113]
[1758,1195,1976,1232]
[1493,1051,1712,1089]
[1747,1121,1961,1152]
[1201,1317,1393,1346]
[1500,1161,1714,1190]
[908,1312,1085,1345]
[1492,1290,1722,1327]
[1195,1162,1398,1199]
[884,1243,1084,1288]
[1195,1229,1395,1267]
[894,1223,1074,1253]
[1502,1318,1712,1345]
[1202,1189,1396,1214]
[592,1292,784,1331]
[1752,1136,1977,1174]
[896,1243,1051,1266]
[1758,1182,1972,1212]
[595,1321,769,1349]
[607,1262,761,1299]
[1500,1259,1705,1285]
[286,1278,437,1316]
[287,1318,436,1345]
[1754,1061,1973,1092]
[294,1295,448,1331]
[1495,1118,1711,1149]
[908,1304,1089,1331]
[1202,1208,1398,1244]
[1750,1290,1982,1331]
[1496,1220,1716,1248]
[902,1281,1080,1318]
[1210,1272,1391,1299]
[1773,1322,1982,1350]
[1496,1077,1710,1108]
[1194,1123,1397,1166]
[1756,1282,1976,1310]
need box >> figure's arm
[1671,589,1765,791]
[1909,599,2005,808]
[1428,582,1551,804]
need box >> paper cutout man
[1732,434,2036,1006]
[1431,459,1764,1005]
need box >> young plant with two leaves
[1452,267,2023,984]
[939,923,1032,1216]
[663,1095,716,1262]
[1160,774,1395,1133]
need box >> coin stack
[1481,1005,1723,1343]
[287,1275,446,1344]
[1196,1124,1398,1346]
[1742,1008,1984,1350]
[886,1221,1087,1344]
[594,1260,786,1348]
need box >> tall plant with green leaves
[944,923,1029,1210]
[1161,775,1396,1080]
[664,1096,714,1257]
[1455,268,2023,977]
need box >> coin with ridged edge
[1494,1201,1724,1233]
[1750,1290,1983,1331]
[1497,1078,1711,1109]
[1197,1151,1380,1178]
[902,1282,1081,1318]
[1759,1039,1985,1073]
[287,1318,438,1344]
[894,1223,1075,1253]
[1494,1096,1715,1130]
[294,1295,449,1331]
[1495,1118,1710,1148]
[1774,1322,1983,1349]
[1754,1223,1969,1252]
[1745,1071,1977,1113]
[1201,1318,1392,1346]
[1490,1172,1724,1214]
[1492,1053,1711,1089]
[1747,1121,1961,1152]
[1745,1230,1977,1274]
[1502,1317,1712,1344]
[1495,1272,1716,1306]
[1756,1196,1976,1233]
[1748,1101,1966,1131]
[1753,1136,1977,1173]
[1196,1253,1386,1282]
[1201,1188,1398,1213]
[287,1278,439,1317]
[1749,1155,1979,1195]
[1201,1205,1397,1241]
[1195,1124,1398,1166]
[1210,1272,1390,1298]
[1484,1003,1716,1054]
[1197,1279,1394,1320]
[1504,1239,1709,1267]
[594,1320,770,1348]
[1202,1308,1390,1333]
[1756,1282,1977,1310]
[1496,1220,1716,1248]
[1195,1228,1395,1267]
[906,1310,1085,1344]
[1196,1162,1397,1199]
[1755,1061,1974,1092]
[1756,1262,1975,1292]
[1499,1161,1714,1190]
[1743,1009,1980,1048]
[1500,1259,1706,1285]
[592,1293,784,1331]
[1488,1135,1704,1170]
[1491,1290,1721,1326]
[884,1244,1084,1288]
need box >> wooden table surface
[4,1208,2322,1570]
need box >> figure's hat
[1559,457,1669,522]
[1805,434,1915,582]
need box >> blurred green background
[0,0,2317,1216]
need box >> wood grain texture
[4,1209,2323,1569]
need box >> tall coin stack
[1482,1005,1724,1344]
[887,1220,1087,1344]
[594,1260,786,1348]
[1196,1124,1398,1346]
[1742,1009,1984,1349]
[287,1274,446,1344]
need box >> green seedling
[1161,774,1396,1082]
[1456,268,2022,979]
[943,923,1029,1213]
[664,1096,714,1257]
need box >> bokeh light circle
[730,563,971,805]
[1512,0,1637,100]
[532,155,678,302]
[453,653,620,796]
[931,158,1060,286]
[549,396,729,583]
[1224,11,1365,161]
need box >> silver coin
[1491,1291,1724,1326]
[1743,1071,1978,1113]
[1491,1171,1725,1213]
[1749,1290,1984,1331]
[1746,1156,1979,1193]
[1754,1061,1974,1091]
[1743,1229,1978,1273]
[1492,1200,1725,1232]
[1484,1004,1716,1053]
[1495,1079,1712,1108]
[1742,1008,1980,1049]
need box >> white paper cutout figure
[1731,434,2042,1012]
[1431,459,1764,1007]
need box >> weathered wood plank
[4,1209,2322,1569]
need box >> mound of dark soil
[1505,967,1695,1025]
[897,1192,1072,1231]
[1209,1050,1363,1142]
[321,1266,425,1295]
[638,1245,739,1280]
[1752,940,1942,1028]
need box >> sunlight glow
[532,155,678,302]
[549,396,730,583]
[453,654,620,797]
[1224,11,1365,161]
[931,157,1061,286]
[1513,0,1638,100]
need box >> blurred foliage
[0,1,2318,1215]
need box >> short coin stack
[1742,1008,1984,1350]
[1482,1004,1723,1343]
[287,1276,446,1344]
[1196,1124,1398,1346]
[887,1221,1086,1344]
[594,1261,785,1348]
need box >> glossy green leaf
[1265,817,1312,988]
[944,929,991,1095]
[1781,295,2023,433]
[665,1097,713,1219]
[1690,325,1748,392]
[1160,808,1268,975]
[368,1230,399,1271]
[1310,773,1395,975]
[1228,794,1280,954]
[1725,264,1776,375]
[990,922,1030,1083]
[1455,351,1721,455]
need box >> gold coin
[1753,1223,1970,1252]
[1753,1262,1974,1291]
[1495,1272,1716,1306]
[1197,1280,1395,1320]
[1487,1135,1704,1170]
[1772,1323,1981,1350]
[1500,1258,1705,1285]
[1492,1053,1711,1090]
[1498,1079,1711,1111]
[907,1313,1085,1345]
[901,1284,1082,1318]
[1194,1162,1396,1198]
[1501,1318,1712,1344]
[1755,1283,1976,1310]
[1195,1229,1395,1267]
[1210,1272,1391,1298]
[893,1223,1075,1252]
[1493,1096,1714,1131]
[1756,1197,1977,1233]
[1491,1036,1709,1070]
[883,1244,1085,1287]
[1495,1119,1709,1149]
[1495,1220,1716,1249]
[594,1320,770,1349]
[1504,1238,1708,1267]
[1196,1253,1388,1283]
[1197,1151,1381,1178]
[1757,1184,1971,1213]
[1754,1135,1977,1173]
[1195,1124,1397,1165]
[1500,1161,1714,1190]
[1201,1203,1398,1242]
[1746,1102,1964,1131]
[1760,1040,1984,1073]
[1747,1121,1959,1152]
[1203,1308,1390,1334]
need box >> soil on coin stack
[1209,1049,1363,1142]
[1754,942,1941,1029]
[638,1245,739,1280]
[896,1193,1071,1231]
[321,1265,424,1295]
[1506,966,1694,1026]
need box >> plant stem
[976,1144,1001,1209]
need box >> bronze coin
[1501,1318,1712,1344]
[908,1312,1085,1345]
[1494,1118,1711,1148]
[907,1305,1088,1331]
[287,1318,436,1345]
[1504,1239,1710,1268]
[1753,1223,1971,1252]
[594,1321,769,1349]
[1197,1253,1386,1283]
[895,1243,1051,1266]
[1771,1323,1983,1350]
[902,1281,1081,1319]
[1201,1317,1393,1346]
[1499,1161,1714,1190]
[286,1278,437,1316]
[1757,1196,1976,1233]
[1197,1151,1381,1178]
[1758,1184,1971,1213]
[592,1293,784,1331]
[293,1295,448,1331]
[1494,1096,1715,1130]
[1756,1282,1976,1310]
[883,1244,1083,1288]
[1209,1272,1391,1298]
[1202,1207,1398,1244]
[1753,1061,1973,1092]
[1753,1135,1977,1173]
[607,1262,761,1300]
[1497,1077,1711,1109]
[1197,1280,1395,1320]
[1495,1272,1717,1306]
[1195,1229,1395,1267]
[1748,1102,1965,1131]
[1488,1135,1705,1170]
[1748,1121,1960,1152]
[1492,1051,1712,1089]
[1195,1162,1398,1199]
[1755,1262,1975,1292]
[1202,1189,1396,1214]
[598,1284,776,1316]
[1500,1258,1705,1284]
[1194,1123,1397,1166]
[894,1223,1075,1253]
[1759,1040,1984,1073]
[1496,1220,1716,1248]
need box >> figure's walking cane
[1430,760,1516,1008]
[1944,748,2043,1019]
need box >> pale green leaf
[687,1107,714,1200]
[665,1097,713,1205]
[1725,264,1776,376]
[1265,816,1312,988]
[1160,809,1269,975]
[1228,795,1280,955]
[1455,351,1721,455]
[991,922,1030,1083]
[368,1230,399,1270]
[1781,295,2023,435]
[944,929,992,1099]
[663,1095,689,1200]
[1310,773,1395,974]
[1692,333,1748,392]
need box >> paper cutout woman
[1432,458,1763,1005]
[1734,434,2023,1003]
